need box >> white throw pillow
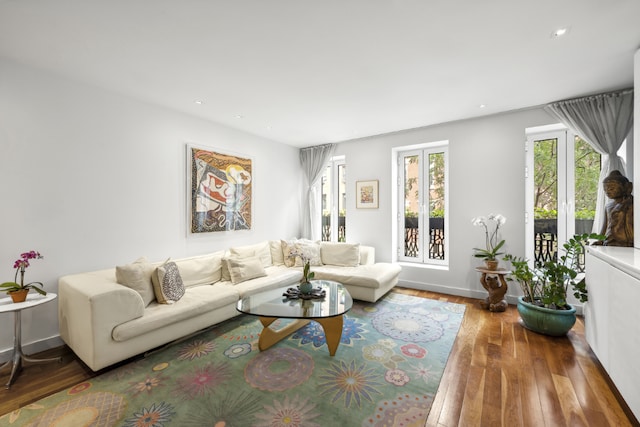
[320,242,360,267]
[230,241,272,268]
[151,259,186,304]
[222,249,253,281]
[227,256,267,284]
[115,257,155,306]
[270,240,285,266]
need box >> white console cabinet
[585,246,640,420]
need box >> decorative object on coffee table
[286,246,316,294]
[1,250,47,303]
[283,285,326,300]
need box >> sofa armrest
[359,246,375,265]
[58,269,145,369]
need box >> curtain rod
[549,88,633,106]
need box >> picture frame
[356,180,379,209]
[186,144,253,234]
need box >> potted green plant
[1,251,47,303]
[472,214,506,270]
[503,233,604,336]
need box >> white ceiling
[1,1,639,147]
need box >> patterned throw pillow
[152,260,186,304]
[294,242,322,267]
[281,240,297,267]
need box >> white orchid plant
[287,248,315,284]
[472,214,506,261]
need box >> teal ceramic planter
[299,281,313,294]
[517,296,576,336]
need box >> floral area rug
[1,292,465,427]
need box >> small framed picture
[356,180,379,209]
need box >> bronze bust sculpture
[593,170,634,247]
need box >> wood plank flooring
[0,288,637,426]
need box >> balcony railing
[534,219,593,272]
[322,216,346,242]
[402,218,593,269]
[404,217,445,260]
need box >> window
[526,126,603,267]
[321,157,346,242]
[396,142,448,265]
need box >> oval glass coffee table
[236,280,352,356]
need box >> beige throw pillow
[227,256,267,284]
[230,241,272,268]
[151,259,186,304]
[320,242,360,267]
[222,249,254,281]
[115,257,156,306]
[270,240,285,266]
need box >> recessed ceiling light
[236,115,244,119]
[194,100,204,105]
[479,104,486,109]
[552,27,569,38]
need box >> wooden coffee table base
[258,315,344,356]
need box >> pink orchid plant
[1,251,47,295]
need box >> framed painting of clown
[187,144,253,233]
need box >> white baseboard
[396,280,584,314]
[0,335,64,364]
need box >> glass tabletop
[236,280,352,319]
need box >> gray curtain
[300,143,336,240]
[544,89,634,233]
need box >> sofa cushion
[152,260,186,304]
[312,263,402,289]
[174,251,224,288]
[229,265,303,297]
[320,242,360,267]
[112,284,239,342]
[115,257,156,306]
[270,240,285,266]
[230,241,272,267]
[227,256,267,284]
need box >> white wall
[635,48,640,249]
[0,59,303,359]
[335,108,557,301]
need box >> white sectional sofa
[58,240,401,371]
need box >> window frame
[394,141,449,266]
[321,156,346,242]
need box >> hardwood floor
[0,288,637,426]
